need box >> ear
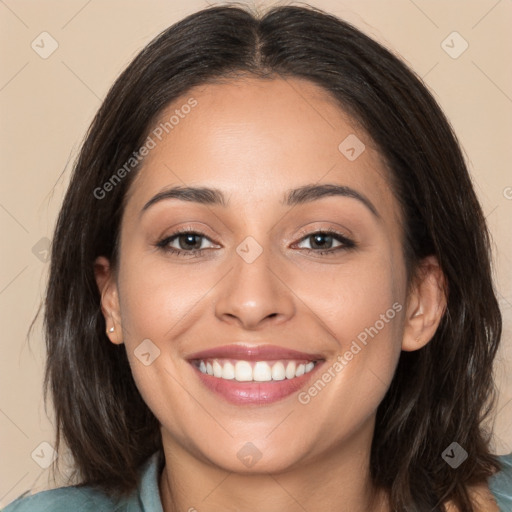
[94,255,123,345]
[402,255,447,352]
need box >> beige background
[1,0,511,506]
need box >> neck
[158,422,389,512]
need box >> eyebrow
[140,183,380,218]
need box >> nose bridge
[214,233,295,329]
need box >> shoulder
[1,485,121,512]
[2,450,164,512]
[488,452,512,511]
[443,453,512,512]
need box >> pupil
[181,234,201,250]
[311,233,332,249]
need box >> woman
[4,3,512,511]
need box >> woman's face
[97,77,436,474]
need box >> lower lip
[190,362,324,405]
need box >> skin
[94,77,497,511]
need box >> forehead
[124,77,399,223]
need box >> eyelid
[293,223,354,242]
[156,226,220,248]
[157,223,219,241]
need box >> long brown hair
[42,4,502,510]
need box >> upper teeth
[197,359,316,382]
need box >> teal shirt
[3,452,512,511]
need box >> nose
[214,242,295,330]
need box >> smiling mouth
[186,343,325,404]
[192,358,318,382]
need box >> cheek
[299,250,403,346]
[297,250,405,410]
[115,255,195,434]
[118,252,208,343]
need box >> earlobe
[94,256,123,345]
[402,255,447,352]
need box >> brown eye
[295,230,355,255]
[156,229,218,257]
[173,233,204,251]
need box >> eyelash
[155,227,356,258]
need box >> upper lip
[187,344,324,362]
